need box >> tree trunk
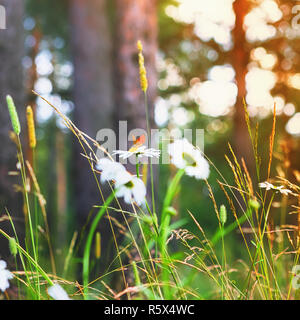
[114,0,157,136]
[0,0,25,258]
[232,0,253,169]
[113,0,158,194]
[69,0,114,244]
[112,0,158,290]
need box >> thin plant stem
[159,168,185,298]
[136,155,140,178]
[16,135,41,297]
[0,229,54,286]
[83,192,115,299]
[144,93,156,214]
[220,222,226,300]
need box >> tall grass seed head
[95,232,101,260]
[249,198,260,210]
[26,106,36,149]
[137,40,143,52]
[220,204,227,225]
[6,95,21,135]
[9,237,18,257]
[131,260,141,286]
[137,41,148,92]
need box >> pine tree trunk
[113,0,158,198]
[232,0,253,169]
[69,0,114,237]
[0,0,25,257]
[111,0,158,290]
[114,0,157,134]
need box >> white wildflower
[16,162,21,170]
[114,170,146,206]
[0,260,13,292]
[258,181,274,190]
[48,283,71,300]
[96,158,147,205]
[113,145,160,159]
[259,181,292,195]
[276,186,293,195]
[96,158,126,183]
[168,138,210,180]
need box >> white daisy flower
[0,260,13,292]
[114,170,146,206]
[48,283,71,300]
[259,181,292,195]
[276,186,293,195]
[258,181,274,190]
[113,145,160,159]
[96,158,126,183]
[96,158,147,205]
[168,138,210,180]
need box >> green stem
[144,93,156,214]
[159,168,185,299]
[32,149,40,294]
[5,209,37,296]
[210,211,250,246]
[17,136,41,297]
[160,169,185,239]
[136,155,140,178]
[0,229,53,286]
[17,136,37,261]
[83,192,115,299]
[220,223,226,300]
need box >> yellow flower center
[182,152,197,167]
[125,180,134,189]
[129,145,140,153]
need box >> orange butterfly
[132,134,146,146]
[129,134,146,152]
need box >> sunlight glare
[166,0,235,48]
[246,67,277,113]
[245,0,282,42]
[286,113,300,136]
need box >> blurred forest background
[0,0,300,285]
